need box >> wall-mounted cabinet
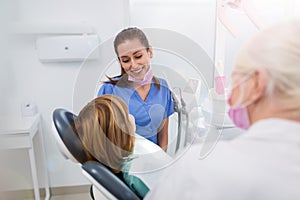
[10,22,95,35]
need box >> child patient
[74,94,149,198]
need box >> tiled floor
[2,191,91,200]
[49,193,91,200]
[21,193,91,200]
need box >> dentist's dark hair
[103,27,160,89]
[114,27,150,57]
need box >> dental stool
[52,108,140,200]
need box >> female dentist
[98,27,174,150]
[145,20,300,200]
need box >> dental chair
[52,108,141,200]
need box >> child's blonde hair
[74,95,135,173]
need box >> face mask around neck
[128,66,153,85]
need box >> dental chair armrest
[82,161,141,200]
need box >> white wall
[1,0,129,188]
[130,0,217,91]
[130,0,217,60]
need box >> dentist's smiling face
[117,38,153,80]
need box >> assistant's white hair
[234,19,300,118]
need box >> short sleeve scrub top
[98,78,174,144]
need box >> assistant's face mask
[128,66,153,85]
[228,100,252,130]
[227,72,254,130]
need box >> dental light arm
[218,0,238,37]
[180,97,189,147]
[172,90,189,153]
[171,91,182,153]
[217,0,262,37]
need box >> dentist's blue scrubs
[98,77,174,145]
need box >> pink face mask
[227,72,254,130]
[128,66,153,85]
[227,94,251,130]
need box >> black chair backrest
[53,108,141,199]
[83,161,141,200]
[52,108,89,164]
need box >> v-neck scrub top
[97,78,175,144]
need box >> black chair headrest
[52,108,89,164]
